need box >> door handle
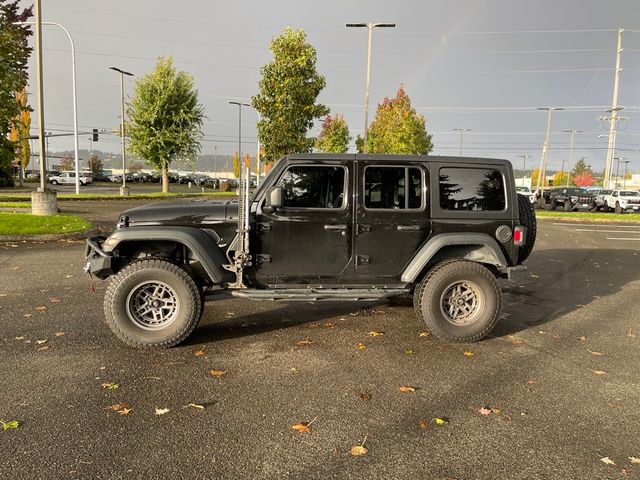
[324,224,347,231]
[397,225,421,231]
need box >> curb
[0,226,99,243]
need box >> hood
[119,200,239,227]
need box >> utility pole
[346,22,396,153]
[535,107,563,195]
[603,28,624,189]
[519,155,531,187]
[108,67,133,195]
[622,160,630,189]
[613,157,625,189]
[453,128,471,157]
[564,130,582,186]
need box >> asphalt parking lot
[1,209,639,479]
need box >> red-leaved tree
[573,172,593,187]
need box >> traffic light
[92,128,99,142]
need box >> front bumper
[84,235,113,279]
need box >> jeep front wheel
[414,260,501,342]
[104,259,203,349]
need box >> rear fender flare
[401,233,508,283]
[103,226,234,284]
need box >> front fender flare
[401,233,508,283]
[103,226,234,284]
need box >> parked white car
[601,190,640,213]
[48,171,93,186]
[516,186,536,204]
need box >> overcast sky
[23,0,640,172]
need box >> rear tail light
[514,226,526,246]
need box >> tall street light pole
[453,128,471,156]
[14,21,80,194]
[519,154,531,187]
[535,107,563,195]
[563,129,582,186]
[604,29,624,190]
[109,67,133,196]
[613,157,625,189]
[346,22,395,153]
[622,160,630,189]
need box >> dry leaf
[117,408,132,415]
[65,274,74,278]
[418,420,429,430]
[54,332,65,337]
[359,392,371,401]
[37,345,50,352]
[105,403,127,411]
[491,407,501,415]
[209,370,227,377]
[527,379,538,385]
[155,408,170,415]
[194,350,205,356]
[509,336,525,345]
[399,386,416,393]
[590,370,607,376]
[48,297,60,303]
[578,336,587,341]
[101,382,119,390]
[35,306,47,312]
[608,403,623,409]
[183,403,205,410]
[291,423,311,433]
[600,457,615,465]
[35,339,47,345]
[0,293,7,297]
[297,339,314,346]
[629,456,640,464]
[14,336,24,340]
[23,313,32,318]
[418,332,430,337]
[368,331,384,337]
[404,348,415,356]
[627,329,635,338]
[356,343,366,350]
[463,351,474,357]
[323,322,336,329]
[587,349,603,356]
[433,417,448,426]
[479,407,492,416]
[351,445,368,456]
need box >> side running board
[228,288,410,302]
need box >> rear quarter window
[439,167,506,211]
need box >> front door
[253,162,353,286]
[353,163,431,279]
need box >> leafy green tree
[0,1,32,186]
[570,158,592,179]
[127,56,204,192]
[315,115,351,153]
[364,86,433,155]
[252,27,329,164]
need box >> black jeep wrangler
[85,154,535,348]
[547,187,597,212]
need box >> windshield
[566,188,588,195]
[516,186,530,192]
[621,191,640,197]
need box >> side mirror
[263,186,283,214]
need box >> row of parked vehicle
[516,185,640,213]
[44,171,245,189]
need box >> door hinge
[257,254,272,264]
[355,255,370,265]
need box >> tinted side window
[278,165,345,209]
[364,166,423,210]
[439,167,506,211]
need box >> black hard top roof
[283,153,509,166]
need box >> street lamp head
[229,101,251,107]
[537,107,564,111]
[109,66,133,76]
[373,23,396,28]
[346,23,367,28]
[346,23,396,28]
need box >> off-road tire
[563,201,573,212]
[603,201,610,212]
[414,260,502,343]
[50,179,58,185]
[104,258,203,349]
[517,193,537,263]
[615,202,623,214]
[549,201,556,211]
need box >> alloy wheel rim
[439,280,484,326]
[126,281,180,330]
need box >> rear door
[353,162,431,279]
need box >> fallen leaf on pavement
[479,407,492,416]
[359,392,371,401]
[0,293,7,297]
[183,403,205,410]
[491,407,501,414]
[101,382,119,390]
[48,297,60,303]
[629,456,640,464]
[418,420,429,430]
[590,370,607,376]
[404,348,415,356]
[578,336,587,341]
[209,370,227,377]
[37,345,50,352]
[608,403,623,409]
[14,336,24,340]
[509,336,525,345]
[35,339,47,345]
[23,313,32,318]
[54,332,65,337]
[627,329,636,338]
[297,339,314,346]
[463,351,474,357]
[600,457,615,465]
[433,417,448,426]
[527,379,538,385]
[356,343,366,350]
[1,420,19,430]
[323,322,336,329]
[65,274,74,278]
[350,436,368,456]
[418,331,430,337]
[399,386,416,393]
[35,306,47,312]
[117,408,132,415]
[587,349,603,356]
[194,350,205,356]
[105,403,130,412]
[368,331,384,337]
[291,417,316,433]
[155,408,170,415]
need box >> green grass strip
[0,202,31,209]
[0,191,237,202]
[536,210,640,223]
[0,212,92,235]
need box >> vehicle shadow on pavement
[491,247,639,338]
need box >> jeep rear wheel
[414,260,502,342]
[104,259,203,349]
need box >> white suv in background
[602,190,640,214]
